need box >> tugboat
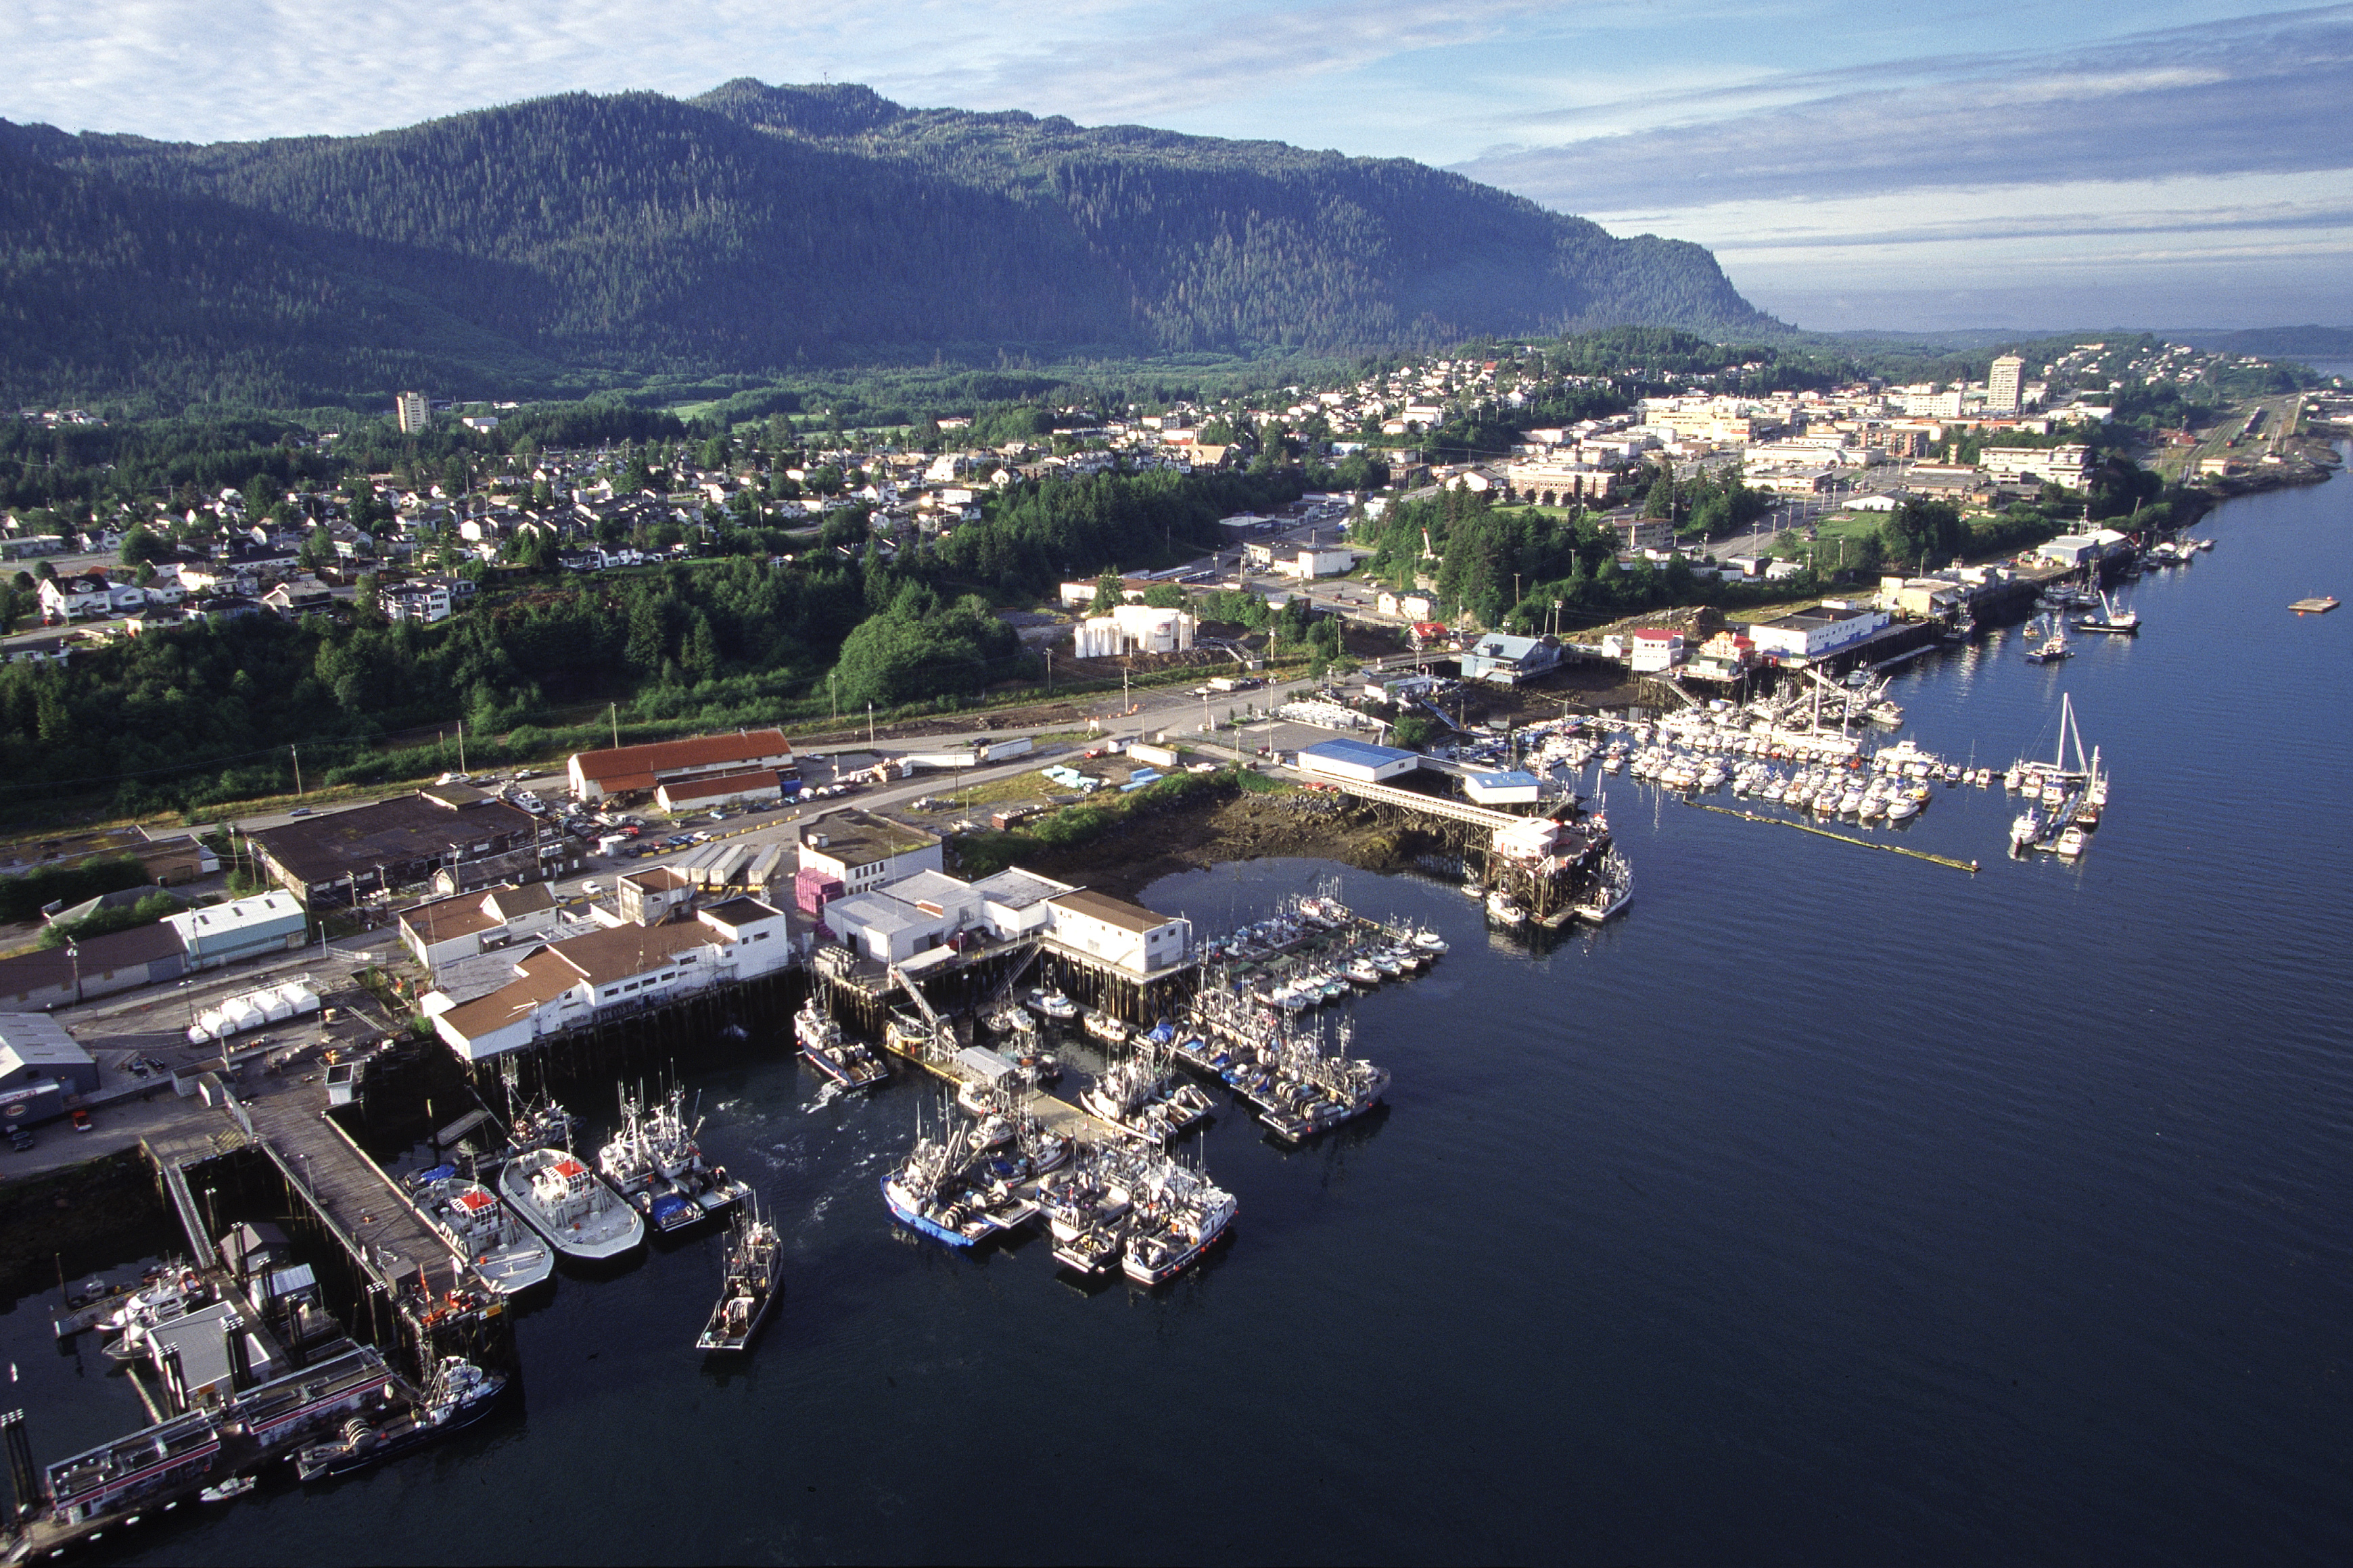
[294,1358,507,1483]
[695,1204,783,1354]
[796,997,889,1089]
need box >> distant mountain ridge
[0,81,1774,407]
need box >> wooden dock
[239,1087,464,1295]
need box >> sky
[4,1,2348,333]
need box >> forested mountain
[0,82,1771,407]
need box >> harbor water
[11,450,2352,1564]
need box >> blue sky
[5,1,2348,332]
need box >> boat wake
[805,1081,846,1115]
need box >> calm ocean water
[10,450,2350,1565]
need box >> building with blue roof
[1463,770,1542,805]
[1296,738,1420,784]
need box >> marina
[3,456,2350,1563]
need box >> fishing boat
[294,1358,507,1483]
[1027,987,1079,1021]
[2024,617,2074,664]
[1082,1009,1129,1044]
[1485,890,1527,927]
[695,1205,783,1353]
[796,997,888,1089]
[1121,1160,1237,1285]
[2078,590,2141,635]
[499,1146,645,1261]
[1572,849,1633,923]
[2055,824,2089,858]
[409,1166,553,1296]
[197,1476,256,1504]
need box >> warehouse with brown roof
[566,730,796,803]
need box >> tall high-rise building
[1987,355,2024,414]
[394,390,431,433]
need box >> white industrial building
[1044,889,1191,979]
[427,897,794,1062]
[164,891,308,970]
[1629,629,1685,672]
[1462,770,1541,805]
[1745,603,1891,662]
[1982,444,2091,488]
[796,811,943,895]
[1296,739,1420,785]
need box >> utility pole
[457,718,466,775]
[866,701,875,749]
[290,744,302,798]
[1044,648,1052,696]
[610,702,620,750]
[829,673,838,724]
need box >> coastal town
[0,324,2344,1558]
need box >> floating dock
[2289,596,2337,614]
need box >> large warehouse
[1296,738,1421,785]
[250,786,555,908]
[567,730,797,803]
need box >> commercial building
[1629,629,1685,673]
[0,1014,99,1128]
[1988,354,2025,414]
[1296,738,1420,786]
[1462,770,1541,805]
[796,810,943,896]
[1459,632,1564,686]
[164,891,308,970]
[2036,528,2133,567]
[569,738,799,809]
[565,730,797,803]
[1503,458,1621,504]
[1044,889,1191,980]
[654,769,784,814]
[427,896,794,1062]
[1745,603,1892,663]
[250,788,555,907]
[398,882,561,972]
[1982,444,2092,488]
[394,391,430,434]
[0,921,186,1009]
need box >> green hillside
[0,82,1773,408]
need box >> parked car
[70,1110,91,1133]
[9,1128,34,1152]
[287,807,312,817]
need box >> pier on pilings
[452,968,799,1101]
[1309,774,1610,922]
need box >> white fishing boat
[1027,986,1079,1021]
[2055,824,2089,857]
[2078,590,2141,635]
[1485,890,1527,927]
[1121,1158,1237,1285]
[499,1147,644,1262]
[411,1168,553,1296]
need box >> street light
[66,941,80,1005]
